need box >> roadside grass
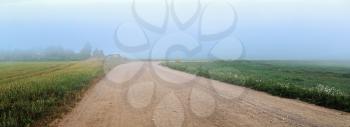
[0,59,104,127]
[162,60,350,112]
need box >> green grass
[0,59,104,127]
[162,60,350,112]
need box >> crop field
[162,60,350,112]
[0,59,104,127]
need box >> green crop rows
[0,59,104,127]
[162,60,350,112]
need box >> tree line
[0,43,104,61]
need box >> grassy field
[0,59,104,127]
[162,60,350,112]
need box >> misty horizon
[1,0,350,60]
[1,1,350,126]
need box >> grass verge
[162,60,350,112]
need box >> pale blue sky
[0,0,349,60]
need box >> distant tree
[93,48,105,58]
[0,43,97,61]
[0,50,5,61]
[92,48,98,57]
[44,46,64,60]
[100,50,105,57]
[79,42,92,59]
[62,49,76,59]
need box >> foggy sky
[0,0,349,60]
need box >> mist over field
[0,0,349,60]
[2,1,350,127]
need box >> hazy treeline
[0,43,104,61]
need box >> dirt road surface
[52,62,350,127]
